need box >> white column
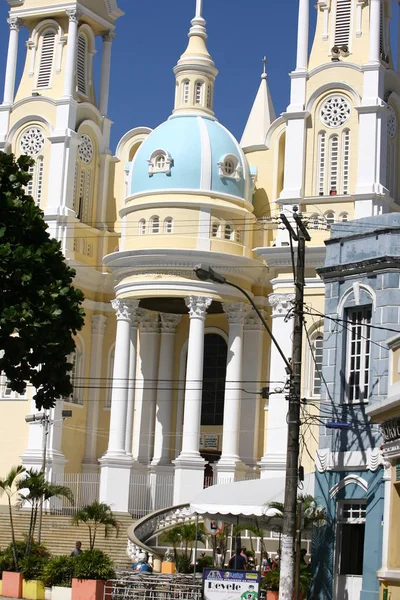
[174,296,212,504]
[99,32,115,116]
[82,315,107,472]
[369,0,381,64]
[3,17,21,105]
[125,318,139,456]
[259,293,295,479]
[216,303,250,482]
[296,0,309,71]
[99,299,138,513]
[63,9,80,98]
[132,310,160,465]
[239,310,264,469]
[380,460,392,571]
[151,314,181,466]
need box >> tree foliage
[0,465,26,571]
[0,152,85,409]
[72,501,119,551]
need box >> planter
[266,592,279,600]
[0,580,2,595]
[2,572,23,598]
[161,562,176,574]
[23,580,46,600]
[71,579,111,600]
[52,586,72,600]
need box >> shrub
[176,554,192,574]
[0,541,50,573]
[72,550,115,581]
[262,569,280,591]
[20,554,48,581]
[42,556,74,588]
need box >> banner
[203,569,260,600]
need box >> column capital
[111,299,139,322]
[160,313,182,334]
[7,17,22,31]
[102,30,116,43]
[245,308,265,330]
[268,293,295,318]
[66,8,82,23]
[223,302,251,325]
[185,296,212,320]
[138,309,159,333]
[92,314,107,336]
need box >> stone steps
[0,510,134,570]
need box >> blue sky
[0,0,396,151]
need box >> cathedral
[0,0,396,585]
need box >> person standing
[215,547,223,568]
[70,541,82,556]
[228,548,246,570]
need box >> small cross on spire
[195,0,203,18]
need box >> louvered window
[312,334,324,396]
[329,135,339,193]
[317,132,326,195]
[36,31,56,88]
[182,80,190,104]
[380,1,385,57]
[335,0,352,46]
[25,157,44,206]
[195,81,204,105]
[77,35,87,96]
[342,130,350,195]
[346,307,371,403]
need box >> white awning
[189,474,315,523]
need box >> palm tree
[18,469,74,555]
[72,501,119,550]
[161,527,182,565]
[0,465,26,571]
[178,522,205,562]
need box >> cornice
[124,189,254,214]
[308,62,363,78]
[254,245,326,269]
[10,3,117,30]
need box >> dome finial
[262,56,267,80]
[195,0,203,18]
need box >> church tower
[0,0,123,478]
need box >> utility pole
[278,208,310,600]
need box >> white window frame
[341,129,350,195]
[311,332,324,396]
[138,218,146,235]
[211,222,220,238]
[76,33,88,97]
[217,154,242,182]
[336,500,366,579]
[148,149,173,176]
[66,347,84,406]
[334,0,352,48]
[329,134,339,194]
[224,223,234,241]
[164,217,173,233]
[182,80,190,104]
[317,131,326,196]
[194,80,204,105]
[149,215,160,234]
[325,211,335,229]
[345,306,372,403]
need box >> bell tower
[0,0,123,247]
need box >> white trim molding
[329,474,369,498]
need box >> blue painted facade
[313,215,400,600]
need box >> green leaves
[0,152,85,409]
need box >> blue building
[313,215,400,600]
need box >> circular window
[320,96,351,128]
[388,106,397,139]
[78,134,94,164]
[20,127,45,156]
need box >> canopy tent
[189,474,315,525]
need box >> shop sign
[204,518,224,535]
[203,569,260,600]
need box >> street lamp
[194,264,293,374]
[24,409,72,542]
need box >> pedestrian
[240,547,248,566]
[70,541,82,556]
[132,552,153,573]
[215,547,223,568]
[228,548,247,570]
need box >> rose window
[78,134,94,164]
[320,96,351,128]
[387,106,397,139]
[20,128,45,156]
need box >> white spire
[240,58,276,149]
[195,0,203,18]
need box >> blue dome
[129,115,252,203]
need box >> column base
[258,453,286,480]
[215,457,248,483]
[99,453,133,513]
[173,455,205,505]
[81,461,100,474]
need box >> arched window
[36,30,56,88]
[74,134,94,224]
[68,346,84,405]
[155,155,165,170]
[335,0,352,47]
[150,215,160,234]
[19,127,46,206]
[325,211,335,229]
[312,333,324,396]
[329,135,339,194]
[182,80,190,104]
[387,106,397,200]
[77,34,88,96]
[317,132,326,196]
[211,222,220,238]
[138,219,146,235]
[201,334,227,426]
[341,129,350,195]
[164,217,173,233]
[195,81,204,105]
[235,229,241,243]
[310,214,320,230]
[207,84,212,109]
[340,212,349,222]
[224,223,233,240]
